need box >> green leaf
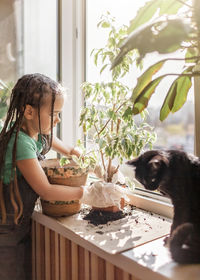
[101,22,110,28]
[160,68,193,121]
[122,106,133,121]
[98,138,107,149]
[159,0,186,15]
[131,60,166,102]
[111,18,192,69]
[185,47,199,63]
[100,64,108,74]
[107,110,116,120]
[152,19,193,54]
[59,157,70,167]
[128,0,162,34]
[132,76,165,115]
[93,49,102,66]
[160,80,177,121]
[171,76,192,113]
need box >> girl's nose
[54,114,61,125]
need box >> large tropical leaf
[159,0,188,15]
[128,0,162,34]
[172,76,192,112]
[159,79,178,121]
[128,0,187,34]
[111,18,192,69]
[160,67,193,120]
[132,75,166,114]
[131,59,167,102]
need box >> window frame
[59,0,86,146]
[60,0,200,218]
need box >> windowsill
[32,196,200,280]
[127,192,174,219]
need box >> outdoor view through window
[86,0,194,154]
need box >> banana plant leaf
[111,18,193,69]
[160,71,192,121]
[128,0,187,34]
[132,75,166,115]
[132,66,194,119]
[131,59,167,102]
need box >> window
[0,0,58,83]
[0,0,58,156]
[60,0,198,216]
[86,0,194,154]
[85,0,194,204]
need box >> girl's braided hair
[0,73,64,224]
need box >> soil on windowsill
[80,205,135,226]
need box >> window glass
[0,0,58,84]
[86,0,194,195]
[86,0,194,154]
[0,0,58,156]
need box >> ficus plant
[78,14,156,183]
[0,80,13,121]
[111,0,200,121]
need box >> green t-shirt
[2,130,43,184]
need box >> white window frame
[59,0,85,146]
[60,0,200,219]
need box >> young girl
[0,73,127,280]
[0,73,84,280]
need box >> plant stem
[107,104,115,182]
[116,118,121,134]
[98,101,127,135]
[107,158,112,182]
[94,122,106,172]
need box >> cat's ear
[148,155,169,170]
[126,158,138,167]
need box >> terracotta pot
[91,182,126,213]
[40,158,88,187]
[41,200,81,217]
[92,197,125,213]
[40,158,88,217]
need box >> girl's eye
[53,112,61,118]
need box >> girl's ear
[24,104,35,120]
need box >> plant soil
[81,205,135,226]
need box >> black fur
[127,150,200,264]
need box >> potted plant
[40,153,96,217]
[75,14,156,212]
[0,80,13,125]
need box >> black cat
[127,149,200,264]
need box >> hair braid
[0,73,64,224]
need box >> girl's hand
[70,147,81,158]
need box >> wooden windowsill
[32,200,200,280]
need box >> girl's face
[34,93,64,135]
